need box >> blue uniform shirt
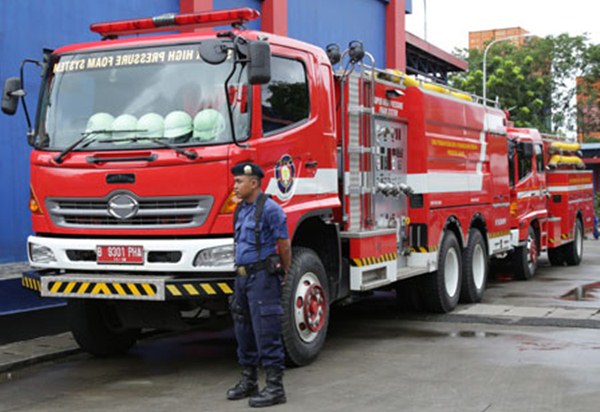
[235,196,289,265]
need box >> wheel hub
[293,272,328,343]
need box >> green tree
[450,34,600,136]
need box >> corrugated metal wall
[288,0,387,67]
[0,0,392,263]
[0,1,178,263]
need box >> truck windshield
[36,44,249,150]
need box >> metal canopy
[405,32,468,84]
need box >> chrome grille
[47,193,213,229]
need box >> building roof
[405,32,468,83]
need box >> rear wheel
[423,231,462,313]
[513,226,538,280]
[460,229,488,303]
[68,299,140,356]
[565,219,584,266]
[281,247,329,366]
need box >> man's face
[233,175,259,201]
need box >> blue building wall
[0,1,178,263]
[0,0,394,263]
[288,0,387,67]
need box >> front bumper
[22,270,234,301]
[27,235,234,272]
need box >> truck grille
[46,193,213,229]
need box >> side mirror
[199,39,228,65]
[2,77,24,115]
[247,41,271,85]
[326,43,341,66]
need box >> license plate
[96,245,144,265]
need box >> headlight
[193,245,234,267]
[29,243,57,264]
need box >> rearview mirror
[2,77,23,115]
[199,39,228,65]
[247,41,271,85]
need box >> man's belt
[236,261,267,276]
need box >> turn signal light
[509,201,518,218]
[29,187,43,215]
[90,8,260,38]
[220,191,240,215]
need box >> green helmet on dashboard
[111,114,138,141]
[137,113,164,138]
[164,111,192,139]
[85,112,114,138]
[193,109,226,141]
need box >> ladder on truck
[336,46,425,291]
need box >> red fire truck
[3,8,593,365]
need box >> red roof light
[90,7,260,38]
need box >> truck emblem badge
[275,154,296,200]
[107,194,139,220]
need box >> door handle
[305,161,318,168]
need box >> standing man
[227,162,291,408]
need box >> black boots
[248,367,286,408]
[226,366,258,400]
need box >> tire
[460,229,488,303]
[281,247,330,366]
[423,231,462,313]
[68,299,140,357]
[513,226,538,280]
[547,246,566,266]
[565,219,584,266]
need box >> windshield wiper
[55,131,199,164]
[54,129,111,164]
[92,135,198,160]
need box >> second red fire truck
[3,8,593,365]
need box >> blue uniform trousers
[231,269,285,370]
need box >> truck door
[514,141,535,221]
[255,50,336,205]
[531,143,547,213]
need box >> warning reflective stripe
[184,284,200,295]
[167,285,182,296]
[63,282,77,294]
[218,282,233,294]
[128,283,141,296]
[78,282,91,294]
[141,284,156,296]
[91,283,110,295]
[350,252,398,267]
[50,282,63,293]
[113,283,127,295]
[200,283,217,295]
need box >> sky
[405,0,600,53]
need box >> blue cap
[231,162,264,178]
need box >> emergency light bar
[90,7,260,38]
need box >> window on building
[261,56,309,134]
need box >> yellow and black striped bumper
[22,271,234,301]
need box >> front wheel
[67,300,140,356]
[513,226,538,280]
[281,247,330,366]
